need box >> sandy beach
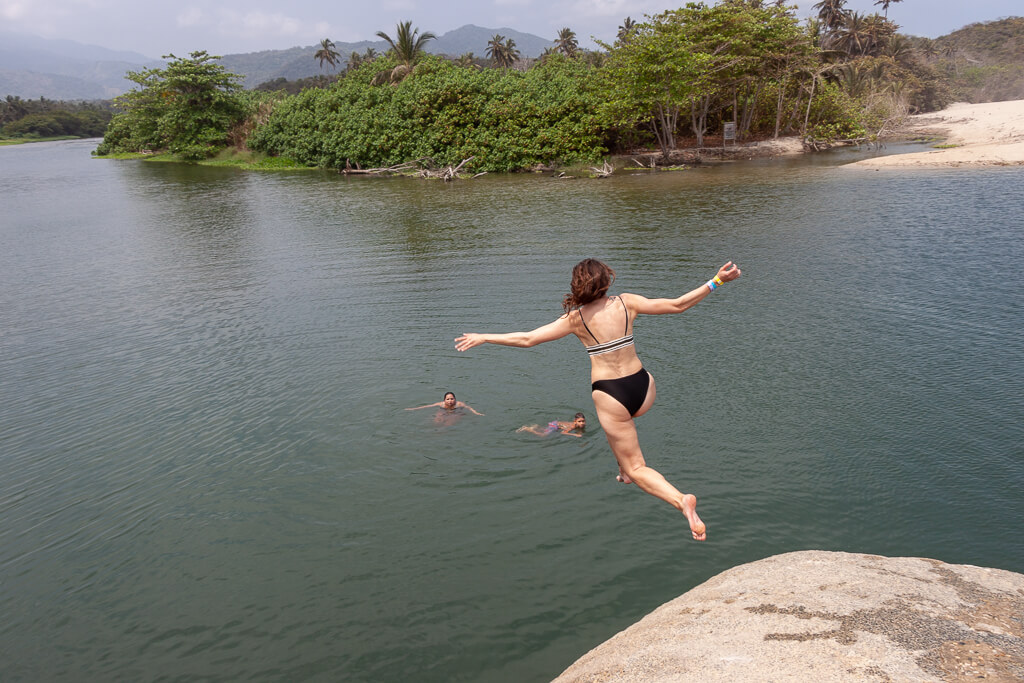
[848,99,1024,168]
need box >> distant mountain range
[1,25,555,100]
[0,30,162,99]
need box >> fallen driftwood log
[342,157,479,181]
[630,157,656,169]
[418,157,476,181]
[342,159,425,175]
[589,162,613,178]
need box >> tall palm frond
[617,17,636,44]
[487,34,519,68]
[314,39,340,71]
[874,0,903,18]
[375,21,437,72]
[555,27,578,57]
[378,20,438,82]
[812,0,849,32]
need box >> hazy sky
[2,0,1020,59]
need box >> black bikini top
[579,297,635,356]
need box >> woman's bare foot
[681,494,706,541]
[616,469,633,484]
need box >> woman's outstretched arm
[626,261,741,316]
[406,402,441,411]
[459,402,485,416]
[455,315,575,351]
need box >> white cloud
[380,0,416,12]
[567,0,639,19]
[1,1,29,20]
[237,10,301,35]
[176,6,205,27]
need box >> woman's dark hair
[444,392,456,400]
[562,259,615,312]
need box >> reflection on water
[1,139,1022,682]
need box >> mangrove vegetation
[89,1,1021,172]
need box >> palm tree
[487,34,506,65]
[873,0,903,18]
[862,14,896,55]
[617,17,636,43]
[375,21,437,82]
[883,34,916,68]
[555,27,578,57]
[314,39,340,72]
[486,34,519,68]
[941,42,961,76]
[834,12,872,56]
[454,53,481,69]
[812,0,849,33]
[503,38,520,67]
[916,37,939,61]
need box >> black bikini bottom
[592,368,650,417]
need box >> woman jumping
[455,259,741,541]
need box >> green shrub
[249,54,608,172]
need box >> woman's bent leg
[592,390,706,541]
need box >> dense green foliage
[599,2,817,153]
[95,51,256,160]
[254,75,341,95]
[1,96,113,139]
[248,54,606,172]
[92,7,1024,170]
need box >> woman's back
[576,295,643,380]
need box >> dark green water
[2,139,1022,682]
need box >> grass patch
[203,148,313,170]
[933,143,960,149]
[2,135,80,145]
[93,146,313,170]
[93,151,163,159]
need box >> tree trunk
[803,73,817,136]
[740,82,761,138]
[774,77,788,139]
[650,102,678,159]
[690,95,711,148]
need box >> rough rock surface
[553,551,1024,682]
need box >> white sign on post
[723,122,736,146]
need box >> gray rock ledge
[553,550,1024,682]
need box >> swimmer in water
[517,412,587,438]
[407,391,484,424]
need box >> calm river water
[2,139,1022,682]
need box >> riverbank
[0,135,82,146]
[621,136,806,169]
[849,99,1024,168]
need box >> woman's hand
[717,261,741,283]
[455,333,485,352]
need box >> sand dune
[848,99,1024,168]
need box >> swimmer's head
[563,259,615,312]
[443,392,457,410]
[573,412,586,430]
